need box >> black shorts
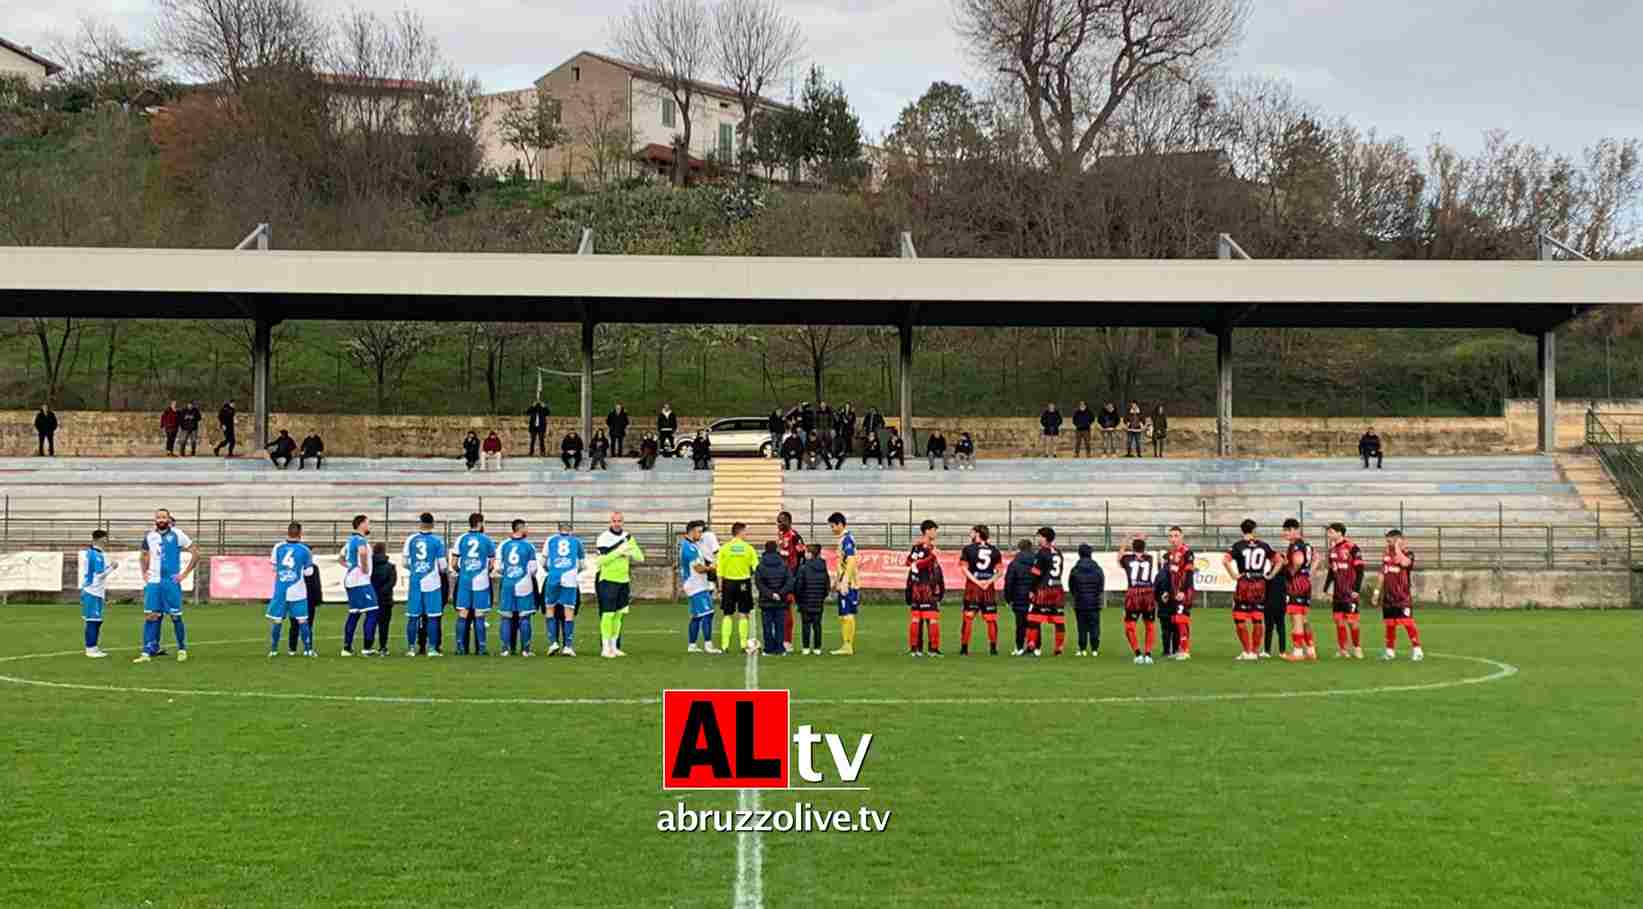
[722,579,754,615]
[1382,604,1414,621]
[595,579,630,614]
[963,582,998,613]
[1332,600,1360,615]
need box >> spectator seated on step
[267,429,298,469]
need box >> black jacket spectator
[213,402,237,456]
[755,551,794,606]
[791,557,831,614]
[1004,554,1036,610]
[1072,406,1094,431]
[863,408,886,438]
[588,431,609,469]
[690,432,711,469]
[816,404,835,438]
[179,404,202,432]
[658,406,678,449]
[1097,405,1120,431]
[885,432,906,466]
[1040,407,1062,435]
[925,432,947,456]
[561,432,584,469]
[34,406,57,456]
[861,433,883,466]
[268,430,298,468]
[526,401,550,455]
[955,434,975,456]
[838,405,858,453]
[638,434,659,470]
[462,432,481,470]
[299,433,324,469]
[780,432,805,469]
[799,403,816,434]
[1359,430,1383,468]
[606,407,630,453]
[768,411,785,437]
[1068,553,1105,610]
[370,549,396,652]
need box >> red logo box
[662,689,790,790]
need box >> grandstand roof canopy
[2,247,1638,332]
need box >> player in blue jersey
[134,508,201,663]
[401,512,449,657]
[338,514,379,656]
[79,530,119,658]
[451,512,497,656]
[267,523,317,656]
[542,522,585,656]
[496,520,539,656]
[679,520,721,653]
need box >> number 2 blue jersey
[455,531,497,590]
[402,532,447,594]
[271,541,313,603]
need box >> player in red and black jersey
[1281,518,1318,661]
[1025,526,1066,656]
[958,524,1003,655]
[1162,526,1196,660]
[776,511,804,649]
[905,519,944,656]
[1117,538,1157,664]
[1223,519,1277,661]
[1377,529,1423,661]
[1323,522,1366,658]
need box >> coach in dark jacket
[755,543,794,655]
[1004,541,1037,655]
[791,545,830,653]
[370,543,396,654]
[1068,544,1104,655]
[34,405,57,456]
[606,405,630,456]
[526,400,550,455]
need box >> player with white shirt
[680,521,722,653]
[268,523,318,657]
[542,522,586,656]
[451,512,497,656]
[79,530,118,657]
[338,515,379,656]
[134,508,200,664]
[402,512,449,657]
[497,521,539,656]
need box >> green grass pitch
[2,604,1639,908]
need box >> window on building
[573,66,580,82]
[662,98,675,128]
[718,123,733,161]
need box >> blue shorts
[143,581,183,615]
[457,583,491,612]
[551,584,580,607]
[406,587,444,618]
[345,585,378,613]
[837,589,860,616]
[267,598,310,621]
[688,591,714,618]
[79,593,105,622]
[499,588,535,615]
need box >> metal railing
[1585,410,1643,519]
[6,517,1638,572]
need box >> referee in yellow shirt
[715,522,759,653]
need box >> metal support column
[1216,326,1232,457]
[252,316,272,449]
[1537,330,1556,453]
[898,231,917,442]
[578,227,595,442]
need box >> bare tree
[154,0,325,91]
[7,318,84,406]
[48,18,167,106]
[712,0,803,179]
[497,88,566,182]
[954,0,1250,175]
[570,90,636,187]
[613,0,712,185]
[342,321,439,412]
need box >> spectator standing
[1072,402,1095,457]
[816,401,836,448]
[1098,402,1121,456]
[954,432,976,469]
[1039,403,1062,457]
[560,431,584,469]
[35,405,57,456]
[606,405,630,456]
[369,542,396,656]
[481,431,504,470]
[1360,428,1383,469]
[780,429,804,470]
[658,404,678,453]
[885,429,906,468]
[525,400,550,456]
[588,430,609,470]
[178,402,203,456]
[1124,403,1145,458]
[1151,404,1168,458]
[213,401,237,456]
[838,403,858,455]
[860,431,883,469]
[160,402,180,456]
[267,429,297,469]
[925,430,950,471]
[462,431,481,471]
[863,407,886,450]
[299,432,324,470]
[691,431,712,470]
[768,410,785,452]
[1068,543,1105,656]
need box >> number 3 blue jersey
[403,532,447,593]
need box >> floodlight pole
[1214,233,1248,457]
[898,232,917,445]
[237,223,275,450]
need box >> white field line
[734,647,764,909]
[0,645,1517,709]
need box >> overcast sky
[10,0,1641,157]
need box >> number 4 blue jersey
[271,541,314,603]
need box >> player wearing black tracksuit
[1003,542,1037,655]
